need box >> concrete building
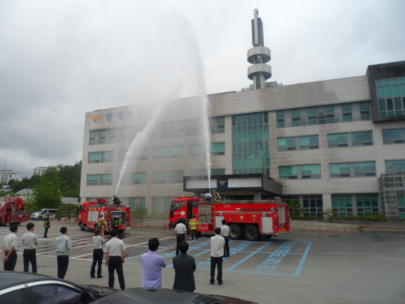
[80,11,405,219]
[33,166,50,176]
[0,170,20,184]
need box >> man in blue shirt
[141,238,166,288]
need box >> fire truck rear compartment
[112,211,126,225]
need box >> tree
[56,204,79,219]
[32,168,62,209]
[133,206,149,223]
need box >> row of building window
[277,102,371,128]
[89,117,225,145]
[278,128,405,151]
[376,77,405,117]
[88,143,225,163]
[87,169,227,186]
[279,160,405,179]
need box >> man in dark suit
[172,241,196,292]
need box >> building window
[301,165,321,179]
[299,135,319,150]
[119,128,127,142]
[278,137,296,151]
[351,131,373,146]
[191,144,204,156]
[169,146,185,158]
[211,169,225,175]
[87,175,100,186]
[153,172,167,184]
[302,195,323,218]
[90,131,97,145]
[279,166,298,179]
[308,107,318,125]
[330,163,351,178]
[277,111,285,128]
[211,142,225,156]
[376,77,405,117]
[342,104,352,122]
[210,117,225,134]
[279,165,320,179]
[330,162,376,178]
[190,169,206,176]
[382,129,405,144]
[332,195,353,217]
[398,196,405,218]
[153,171,183,184]
[385,160,405,173]
[356,194,379,216]
[109,129,116,143]
[100,174,113,185]
[133,172,147,184]
[328,131,373,148]
[129,197,146,210]
[152,197,173,214]
[326,106,335,123]
[360,102,371,120]
[154,147,168,159]
[89,152,101,163]
[292,109,301,127]
[99,130,106,144]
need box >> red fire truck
[0,197,30,226]
[78,199,132,233]
[169,196,290,241]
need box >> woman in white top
[90,229,105,278]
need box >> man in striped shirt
[22,222,39,273]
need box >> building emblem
[106,113,113,121]
[217,179,228,188]
[116,112,123,120]
[90,115,101,123]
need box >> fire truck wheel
[245,225,260,241]
[229,224,242,240]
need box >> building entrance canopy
[183,174,282,198]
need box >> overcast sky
[1,0,404,179]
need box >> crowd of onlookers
[2,218,231,292]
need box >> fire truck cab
[0,197,30,226]
[78,199,131,233]
[169,196,290,241]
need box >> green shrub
[291,215,317,220]
[341,214,387,222]
[56,204,79,219]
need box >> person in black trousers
[2,224,19,271]
[105,230,126,290]
[90,229,105,278]
[43,214,50,238]
[22,222,39,273]
[55,227,72,279]
[172,241,196,292]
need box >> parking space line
[227,242,271,271]
[294,242,312,276]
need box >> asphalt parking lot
[1,221,404,304]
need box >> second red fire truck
[0,197,30,226]
[78,199,132,233]
[169,196,290,241]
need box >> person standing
[141,238,166,289]
[43,213,51,238]
[172,241,196,292]
[105,230,126,290]
[189,215,199,240]
[175,220,187,256]
[22,222,39,273]
[113,216,120,234]
[221,220,230,258]
[2,224,18,271]
[204,191,212,202]
[55,227,72,279]
[90,229,104,279]
[112,194,122,205]
[210,227,225,285]
[99,216,107,237]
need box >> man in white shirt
[210,227,225,285]
[221,220,230,258]
[22,222,39,273]
[175,220,187,256]
[55,227,72,279]
[2,224,18,271]
[105,230,126,290]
